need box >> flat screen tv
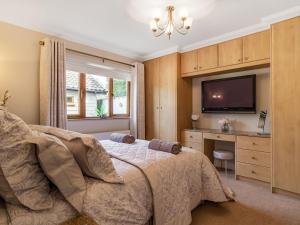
[202,75,256,113]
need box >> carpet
[192,172,300,225]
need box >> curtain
[130,62,145,139]
[39,38,67,129]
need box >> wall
[192,68,271,133]
[0,21,134,133]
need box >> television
[202,75,256,113]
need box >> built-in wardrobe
[272,16,300,195]
[144,53,192,141]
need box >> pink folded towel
[110,133,135,144]
[148,139,182,155]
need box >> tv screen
[202,75,256,113]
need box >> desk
[181,128,271,183]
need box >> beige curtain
[39,38,67,129]
[130,62,145,139]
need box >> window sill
[68,116,130,121]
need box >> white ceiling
[0,0,300,60]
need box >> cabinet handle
[245,57,249,60]
[252,142,256,145]
[217,135,221,138]
[238,59,242,62]
[251,156,256,160]
[190,135,193,138]
[251,170,256,174]
[194,66,197,70]
[199,66,202,70]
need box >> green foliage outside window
[113,79,127,97]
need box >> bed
[0,139,232,225]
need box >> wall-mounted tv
[202,75,256,113]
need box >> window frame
[67,72,130,120]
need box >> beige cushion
[0,108,53,210]
[30,125,123,183]
[27,131,86,212]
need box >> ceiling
[0,0,300,60]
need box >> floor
[192,171,300,225]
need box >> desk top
[184,128,271,138]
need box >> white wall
[192,68,271,133]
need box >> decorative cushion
[27,131,87,212]
[0,108,53,210]
[29,125,123,183]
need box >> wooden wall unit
[145,53,192,141]
[218,38,243,67]
[180,30,270,78]
[243,30,270,63]
[272,17,300,195]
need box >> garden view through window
[66,70,130,118]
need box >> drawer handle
[190,136,193,138]
[251,156,256,160]
[217,135,221,138]
[252,142,257,145]
[251,170,256,174]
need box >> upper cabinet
[218,38,243,67]
[198,45,218,71]
[180,50,198,74]
[243,30,270,63]
[180,29,271,78]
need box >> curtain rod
[39,41,135,68]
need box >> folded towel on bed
[148,139,182,155]
[110,133,135,144]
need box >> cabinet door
[198,45,218,70]
[218,38,243,67]
[272,17,300,194]
[159,53,177,141]
[180,50,198,74]
[243,30,270,62]
[144,58,160,140]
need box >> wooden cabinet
[181,131,203,152]
[236,136,271,183]
[243,30,270,62]
[180,50,197,74]
[144,58,160,139]
[218,38,243,67]
[272,17,300,195]
[145,53,192,141]
[197,45,218,70]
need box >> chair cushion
[213,150,234,160]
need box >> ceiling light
[149,5,193,39]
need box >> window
[66,70,130,119]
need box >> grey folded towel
[148,139,182,155]
[110,133,135,144]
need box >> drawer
[203,132,235,142]
[237,149,271,167]
[183,141,203,152]
[237,162,270,182]
[237,136,271,152]
[182,131,203,142]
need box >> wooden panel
[272,17,300,194]
[237,149,271,167]
[180,50,198,74]
[237,136,271,152]
[144,58,160,140]
[203,132,236,142]
[181,131,203,143]
[243,30,270,62]
[218,38,243,67]
[237,162,270,183]
[183,141,203,152]
[197,45,218,70]
[159,53,177,141]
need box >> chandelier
[150,5,193,39]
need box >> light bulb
[150,20,158,32]
[184,17,193,29]
[165,23,174,35]
[153,8,162,20]
[179,9,189,20]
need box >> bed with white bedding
[0,139,232,225]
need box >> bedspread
[101,140,232,225]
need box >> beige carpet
[192,172,300,225]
